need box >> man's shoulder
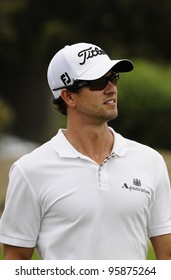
[114,130,163,161]
[15,134,60,169]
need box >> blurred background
[1,0,171,146]
[1,0,171,258]
[1,0,171,145]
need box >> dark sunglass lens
[110,73,119,85]
[88,77,108,91]
[83,73,119,91]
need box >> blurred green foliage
[0,98,15,132]
[110,60,171,149]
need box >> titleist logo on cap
[78,47,106,65]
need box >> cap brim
[112,59,134,72]
[79,59,134,81]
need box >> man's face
[71,72,119,124]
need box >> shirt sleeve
[148,158,171,238]
[0,163,41,247]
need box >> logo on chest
[122,178,150,196]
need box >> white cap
[47,42,134,98]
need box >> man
[0,42,171,260]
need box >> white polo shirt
[0,128,171,260]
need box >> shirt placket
[98,152,116,190]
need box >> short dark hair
[52,96,67,116]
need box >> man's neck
[64,123,114,164]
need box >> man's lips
[103,99,116,105]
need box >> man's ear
[60,89,76,108]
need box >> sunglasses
[70,72,119,92]
[53,73,119,92]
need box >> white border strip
[0,260,170,279]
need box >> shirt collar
[51,129,81,158]
[109,127,128,157]
[51,127,128,159]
